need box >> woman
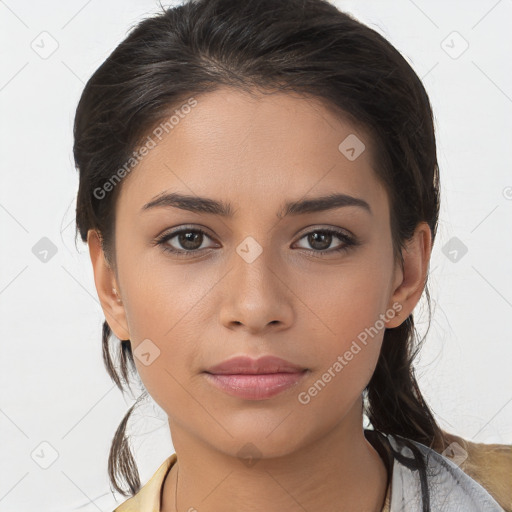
[73,0,510,510]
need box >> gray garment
[385,433,505,511]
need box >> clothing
[112,453,177,512]
[113,430,504,512]
[374,431,505,511]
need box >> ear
[87,229,130,341]
[385,222,432,328]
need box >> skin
[88,86,431,511]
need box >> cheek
[294,259,390,348]
[115,255,209,407]
[119,248,214,339]
[128,328,201,416]
[301,316,384,413]
[292,260,388,397]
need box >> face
[90,87,420,459]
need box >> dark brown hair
[73,0,449,504]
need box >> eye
[153,226,218,258]
[293,227,358,255]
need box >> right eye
[153,226,219,258]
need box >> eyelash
[153,226,358,259]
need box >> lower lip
[203,371,308,400]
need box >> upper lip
[204,355,306,375]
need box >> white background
[1,0,511,510]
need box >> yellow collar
[114,453,177,512]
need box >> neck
[161,401,389,512]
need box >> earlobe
[385,222,432,329]
[87,229,130,341]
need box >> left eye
[293,228,356,254]
[156,228,216,255]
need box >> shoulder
[440,430,512,511]
[385,433,505,512]
[112,453,177,512]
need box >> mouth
[202,355,309,400]
[202,369,309,400]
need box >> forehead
[116,87,388,218]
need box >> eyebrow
[141,192,372,217]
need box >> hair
[73,0,451,505]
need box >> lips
[203,355,306,375]
[202,355,308,400]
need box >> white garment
[385,433,505,511]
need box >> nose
[219,244,294,335]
